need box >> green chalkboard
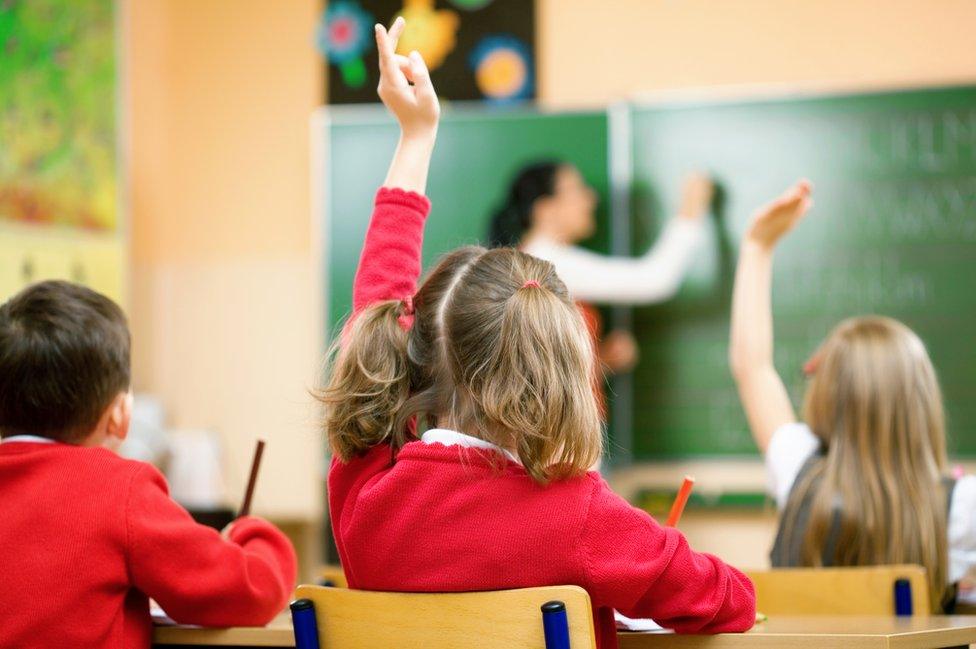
[628,86,976,458]
[323,106,610,330]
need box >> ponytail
[488,279,602,482]
[318,300,411,460]
[440,249,603,483]
[487,161,562,248]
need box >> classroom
[1,1,976,647]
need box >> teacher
[488,161,712,374]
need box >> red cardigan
[329,188,755,649]
[0,441,297,649]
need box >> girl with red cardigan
[320,20,756,649]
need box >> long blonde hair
[320,246,602,484]
[784,316,949,611]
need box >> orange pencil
[665,476,695,527]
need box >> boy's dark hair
[0,280,131,442]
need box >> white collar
[1,434,57,444]
[420,428,521,464]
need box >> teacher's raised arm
[489,162,712,305]
[488,162,711,374]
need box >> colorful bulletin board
[318,0,535,104]
[0,0,124,304]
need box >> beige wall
[123,0,976,570]
[538,0,976,106]
[124,0,323,530]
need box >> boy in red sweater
[320,20,755,649]
[0,281,297,649]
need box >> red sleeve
[352,187,431,321]
[125,465,297,626]
[580,476,755,633]
[327,444,394,587]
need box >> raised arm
[529,174,712,305]
[352,18,440,314]
[729,180,813,452]
[376,18,439,194]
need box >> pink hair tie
[400,295,415,316]
[522,280,541,289]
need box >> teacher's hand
[678,172,714,221]
[600,329,639,374]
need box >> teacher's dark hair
[488,161,562,248]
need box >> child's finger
[782,183,804,202]
[374,22,388,51]
[374,24,397,67]
[388,16,405,51]
[769,181,809,212]
[408,51,436,100]
[374,24,393,68]
[787,179,812,201]
[395,54,415,83]
[375,23,407,88]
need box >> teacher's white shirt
[522,218,705,305]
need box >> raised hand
[745,180,814,250]
[375,17,439,140]
[678,172,714,221]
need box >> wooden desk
[153,613,293,648]
[154,615,976,648]
[620,616,976,648]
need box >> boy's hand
[677,172,714,221]
[220,520,236,541]
[745,180,813,250]
[375,18,439,141]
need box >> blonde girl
[730,181,976,611]
[319,19,755,649]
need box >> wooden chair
[746,565,929,616]
[291,584,597,649]
[317,565,348,588]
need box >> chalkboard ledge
[607,459,766,504]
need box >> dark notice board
[322,0,536,104]
[628,86,976,458]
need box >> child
[0,281,297,648]
[320,20,755,649]
[729,181,976,611]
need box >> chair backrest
[746,565,929,616]
[293,585,597,649]
[317,565,348,589]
